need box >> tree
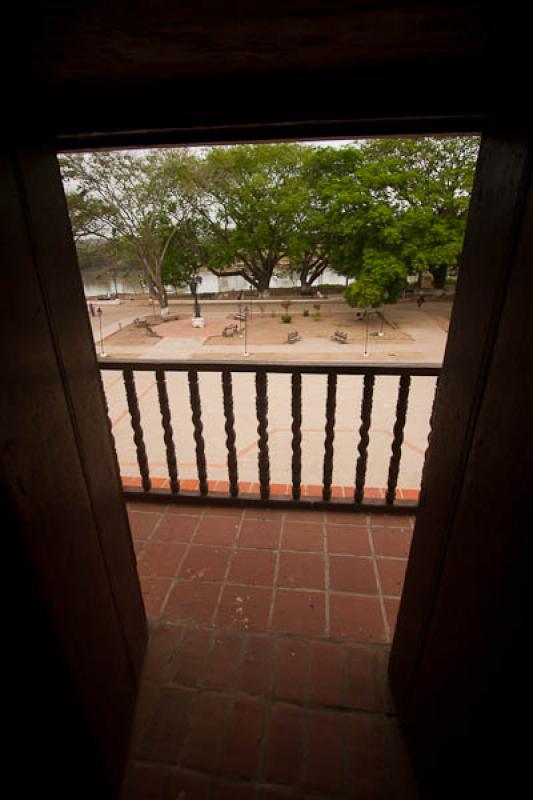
[190,144,302,294]
[361,136,479,287]
[61,149,198,313]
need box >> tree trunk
[432,264,448,290]
[154,280,169,315]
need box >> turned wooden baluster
[255,370,270,500]
[156,368,180,494]
[188,369,208,496]
[99,371,121,479]
[123,367,151,492]
[354,373,375,503]
[419,375,440,507]
[386,374,411,505]
[291,371,302,500]
[322,373,337,501]
[221,369,239,497]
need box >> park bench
[222,324,239,337]
[332,330,348,344]
[287,330,301,344]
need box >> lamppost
[243,306,249,357]
[96,307,107,357]
[189,276,204,327]
[363,305,370,358]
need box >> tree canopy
[61,137,479,308]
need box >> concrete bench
[332,330,348,343]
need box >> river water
[82,267,347,298]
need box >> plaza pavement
[98,300,449,493]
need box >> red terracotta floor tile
[219,696,266,779]
[309,641,345,707]
[368,513,409,528]
[128,501,168,514]
[329,594,386,642]
[163,581,221,625]
[204,506,243,517]
[137,541,187,578]
[195,517,240,545]
[120,762,168,800]
[384,597,401,636]
[271,589,326,636]
[372,528,412,557]
[327,524,371,555]
[344,646,388,712]
[243,508,285,521]
[140,577,172,618]
[277,551,325,590]
[202,631,244,691]
[328,555,378,594]
[239,519,282,549]
[143,624,182,681]
[179,545,231,582]
[166,769,211,799]
[303,709,347,794]
[180,691,231,772]
[227,549,277,586]
[327,511,367,525]
[273,639,310,704]
[152,514,200,542]
[284,510,325,523]
[264,703,305,785]
[168,627,213,686]
[129,511,161,540]
[135,686,194,763]
[240,636,276,696]
[377,557,408,597]
[281,522,324,552]
[348,714,419,799]
[216,585,273,631]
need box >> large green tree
[61,149,199,312]
[361,136,479,288]
[190,144,302,294]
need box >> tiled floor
[122,503,419,799]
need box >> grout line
[324,511,331,637]
[157,507,207,620]
[366,514,391,643]
[266,512,284,630]
[210,509,245,627]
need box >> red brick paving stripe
[121,475,420,503]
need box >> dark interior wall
[390,132,533,796]
[9,1,528,147]
[0,147,147,796]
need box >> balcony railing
[99,359,441,514]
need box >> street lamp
[96,307,107,358]
[243,306,250,357]
[189,277,202,319]
[363,305,370,358]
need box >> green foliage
[60,136,479,305]
[303,309,310,317]
[344,251,406,309]
[281,314,292,323]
